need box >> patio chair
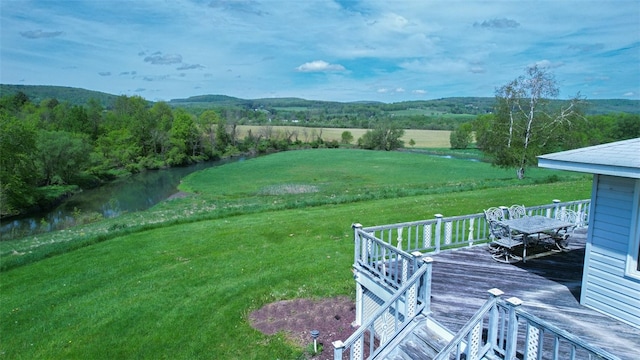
[484,207,505,223]
[488,221,524,263]
[508,204,526,219]
[484,207,507,254]
[551,209,578,250]
[576,210,589,227]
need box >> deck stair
[367,288,623,360]
[377,315,451,359]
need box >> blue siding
[582,175,640,329]
[588,252,626,276]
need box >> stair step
[383,322,449,360]
[413,324,450,352]
[382,354,409,360]
[397,338,439,359]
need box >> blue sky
[2,0,639,102]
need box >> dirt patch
[258,184,319,195]
[249,296,356,354]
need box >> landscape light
[310,329,320,353]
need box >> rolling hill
[2,84,639,115]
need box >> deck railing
[433,288,504,360]
[353,225,426,289]
[359,199,590,256]
[434,288,621,360]
[333,257,433,360]
[523,199,591,226]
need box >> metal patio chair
[508,204,527,219]
[484,207,507,254]
[488,221,525,263]
[484,207,505,222]
[550,209,578,250]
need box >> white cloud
[531,59,564,69]
[376,12,410,32]
[295,60,346,72]
[1,0,638,102]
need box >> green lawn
[180,149,584,202]
[0,149,592,359]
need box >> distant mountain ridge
[2,84,639,115]
[1,84,121,108]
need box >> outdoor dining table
[500,215,574,262]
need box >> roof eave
[538,158,640,179]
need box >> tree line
[178,102,471,131]
[0,92,404,217]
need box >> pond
[0,157,242,240]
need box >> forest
[1,85,639,218]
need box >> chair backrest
[508,204,526,219]
[555,209,578,224]
[484,207,505,222]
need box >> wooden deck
[427,228,640,360]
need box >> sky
[1,0,639,103]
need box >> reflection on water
[0,158,239,240]
[431,154,480,162]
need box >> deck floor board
[427,228,640,360]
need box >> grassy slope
[0,149,592,359]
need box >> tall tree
[95,128,140,170]
[63,105,92,135]
[486,65,583,179]
[359,121,405,151]
[614,113,640,140]
[449,122,473,149]
[85,98,104,141]
[197,110,219,157]
[168,109,199,165]
[215,119,233,154]
[341,130,354,145]
[0,113,38,215]
[149,101,174,158]
[36,130,92,185]
[110,95,152,157]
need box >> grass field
[236,125,452,148]
[0,149,592,359]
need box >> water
[0,158,241,240]
[399,149,482,162]
[1,151,475,240]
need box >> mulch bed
[249,296,356,355]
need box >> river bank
[0,157,240,240]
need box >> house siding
[582,175,640,329]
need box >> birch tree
[486,65,584,179]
